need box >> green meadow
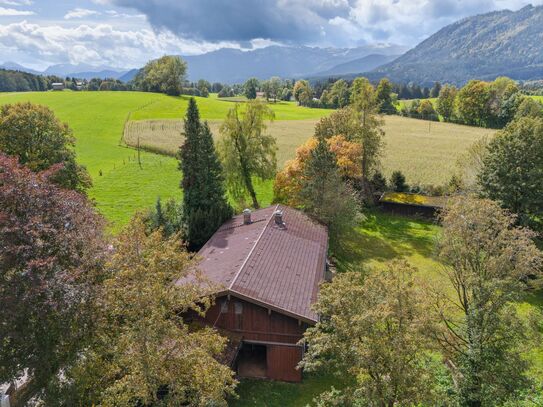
[0,91,329,228]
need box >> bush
[390,170,409,192]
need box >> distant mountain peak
[181,44,408,83]
[371,5,543,85]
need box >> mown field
[124,115,493,185]
[0,91,328,228]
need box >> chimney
[274,210,284,227]
[243,209,252,225]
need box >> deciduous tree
[293,80,312,106]
[51,218,237,406]
[0,154,106,403]
[375,77,395,114]
[303,261,450,406]
[218,100,277,209]
[0,102,91,192]
[437,84,458,122]
[434,197,543,407]
[135,55,187,96]
[243,77,259,100]
[273,135,362,207]
[350,77,385,198]
[478,117,543,230]
[456,80,491,126]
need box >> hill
[313,54,399,77]
[372,5,543,86]
[182,44,407,83]
[0,62,130,80]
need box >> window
[234,302,243,330]
[220,299,228,314]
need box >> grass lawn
[0,91,329,229]
[231,373,353,407]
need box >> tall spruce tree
[299,136,359,238]
[180,98,232,250]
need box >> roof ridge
[228,204,279,290]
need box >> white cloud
[64,8,100,20]
[0,6,33,15]
[0,20,241,68]
[0,0,33,5]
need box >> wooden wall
[267,345,303,382]
[204,295,309,344]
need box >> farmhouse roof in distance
[177,205,328,323]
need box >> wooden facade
[203,295,308,382]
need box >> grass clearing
[0,91,328,228]
[124,115,493,185]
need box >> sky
[0,0,542,71]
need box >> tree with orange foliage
[274,135,362,207]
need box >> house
[379,191,448,218]
[51,83,64,91]
[178,205,328,382]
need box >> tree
[268,76,282,102]
[135,55,187,96]
[478,117,543,230]
[0,102,91,192]
[350,77,385,199]
[314,107,359,140]
[243,77,259,99]
[274,135,362,208]
[180,98,232,250]
[437,85,458,122]
[430,82,442,98]
[147,197,184,237]
[298,136,360,237]
[52,218,237,406]
[218,101,277,209]
[390,170,408,192]
[515,97,543,120]
[375,78,395,114]
[329,79,350,108]
[293,80,312,106]
[418,99,437,120]
[302,261,450,406]
[0,154,106,403]
[456,80,491,126]
[434,197,543,407]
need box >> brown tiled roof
[179,205,328,323]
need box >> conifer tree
[300,136,359,237]
[180,98,232,250]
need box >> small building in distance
[51,82,65,91]
[178,205,328,382]
[379,191,447,218]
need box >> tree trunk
[240,161,259,209]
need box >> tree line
[0,69,65,92]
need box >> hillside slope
[372,5,543,85]
[183,44,406,83]
[313,54,399,77]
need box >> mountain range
[0,62,129,80]
[3,5,543,86]
[181,44,406,83]
[371,4,543,85]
